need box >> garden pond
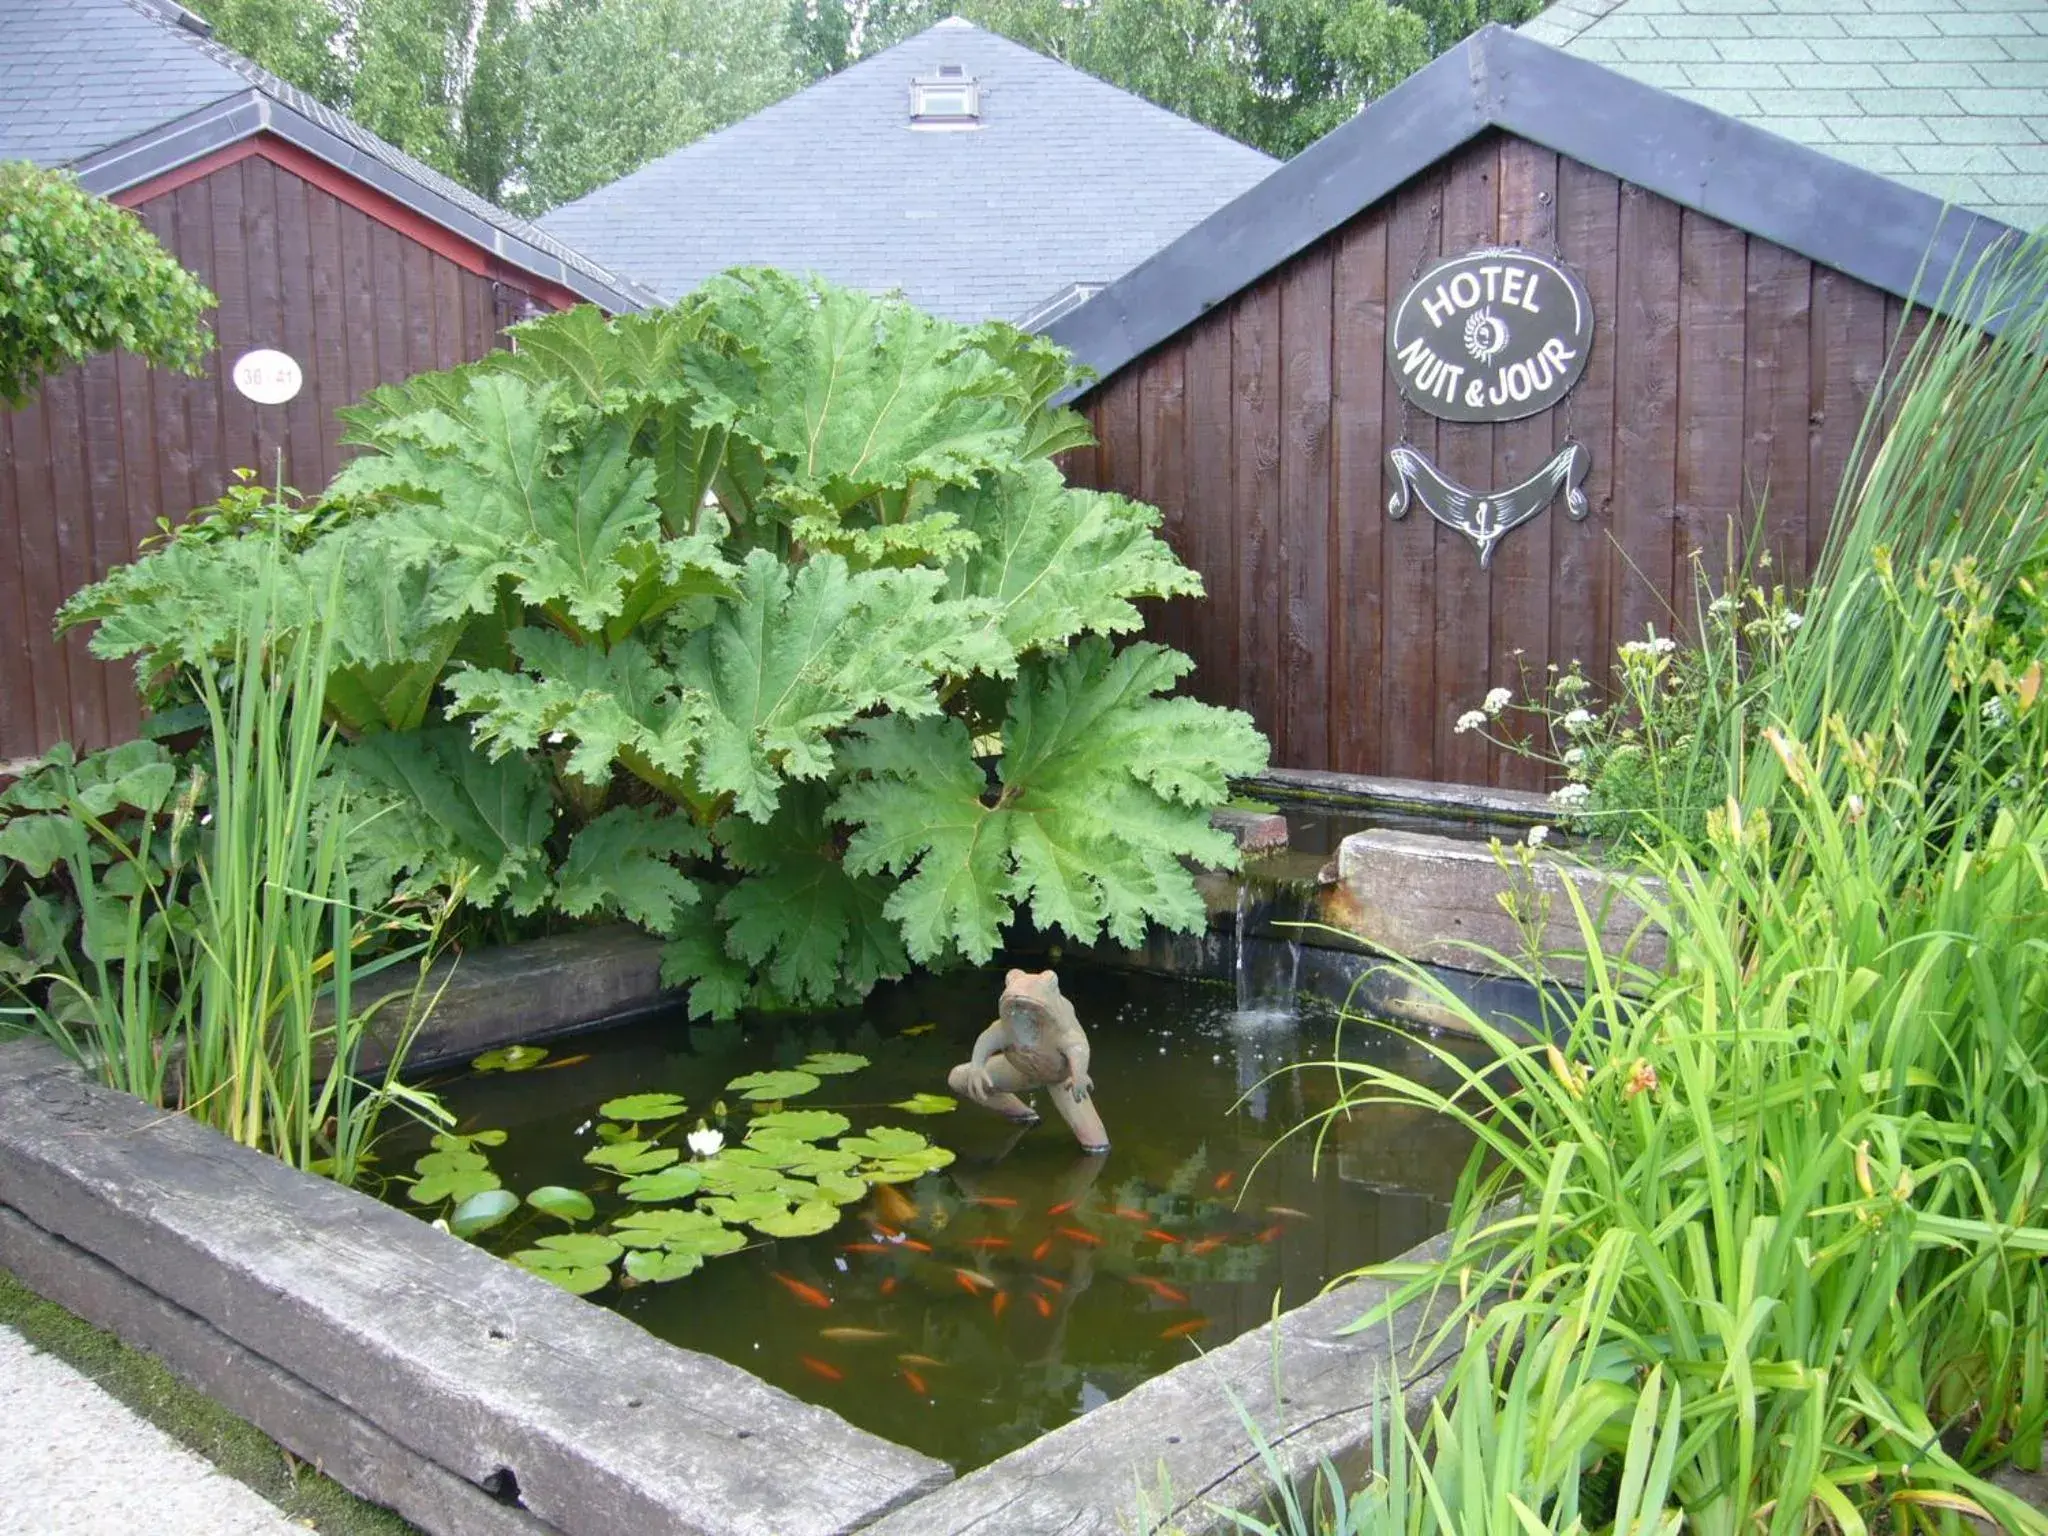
[383,964,1482,1471]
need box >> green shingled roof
[1522,0,2048,231]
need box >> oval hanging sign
[231,348,303,405]
[1387,247,1593,424]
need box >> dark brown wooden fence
[0,150,553,762]
[1065,130,1909,790]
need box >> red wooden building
[1045,26,2023,790]
[0,0,651,761]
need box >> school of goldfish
[758,1172,1313,1402]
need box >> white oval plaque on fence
[1387,247,1593,424]
[231,348,303,405]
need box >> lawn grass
[0,1267,416,1536]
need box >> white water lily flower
[1454,709,1487,734]
[1483,687,1513,715]
[1526,825,1551,848]
[1550,783,1592,808]
[687,1125,724,1159]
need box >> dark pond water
[383,965,1482,1472]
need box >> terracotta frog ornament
[947,969,1109,1154]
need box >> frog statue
[947,969,1109,1154]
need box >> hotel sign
[1386,248,1593,424]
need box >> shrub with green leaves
[64,271,1267,1015]
[0,162,215,406]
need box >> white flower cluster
[1526,824,1551,848]
[1618,634,1678,662]
[1983,697,2012,727]
[1550,782,1592,808]
[1563,746,1586,766]
[1561,707,1596,733]
[1484,686,1513,715]
[1454,709,1487,734]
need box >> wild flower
[1526,825,1550,848]
[687,1124,724,1159]
[1563,747,1586,767]
[1561,708,1596,733]
[1483,687,1513,715]
[1550,782,1592,808]
[1454,709,1487,734]
[1983,697,2011,727]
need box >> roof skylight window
[911,70,980,127]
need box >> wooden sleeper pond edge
[0,1038,951,1536]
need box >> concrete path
[0,1324,305,1536]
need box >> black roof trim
[1046,24,2025,388]
[70,92,654,314]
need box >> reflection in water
[391,964,1483,1471]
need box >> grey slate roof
[0,0,656,311]
[538,17,1279,325]
[1523,0,2048,232]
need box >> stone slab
[0,1040,951,1536]
[0,1205,558,1536]
[350,925,670,1073]
[1246,768,1552,824]
[1331,829,1665,985]
[863,1236,1458,1535]
[0,1322,305,1536]
[1209,808,1290,853]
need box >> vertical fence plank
[1232,281,1284,757]
[1489,139,1560,790]
[1609,183,1682,659]
[1137,344,1189,664]
[1673,211,1748,625]
[80,353,135,739]
[174,181,225,519]
[0,410,43,758]
[274,167,322,492]
[1331,209,1389,775]
[1744,242,1814,592]
[1807,271,1889,576]
[1433,139,1500,787]
[1550,162,1619,712]
[1182,312,1238,708]
[1279,248,1334,769]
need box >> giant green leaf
[835,639,1266,960]
[671,551,977,820]
[553,808,706,931]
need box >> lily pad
[532,1232,623,1266]
[618,1165,705,1203]
[597,1092,689,1122]
[799,1052,870,1077]
[623,1248,708,1283]
[592,1122,637,1144]
[510,1249,610,1295]
[473,1044,548,1073]
[414,1147,488,1177]
[431,1129,507,1152]
[701,1191,790,1227]
[410,1166,502,1205]
[752,1199,842,1239]
[813,1169,869,1205]
[584,1141,679,1175]
[612,1208,743,1250]
[844,1127,955,1184]
[696,1158,786,1196]
[890,1093,958,1116]
[726,1069,821,1102]
[526,1186,595,1223]
[737,1132,862,1177]
[864,1155,953,1185]
[749,1109,851,1140]
[840,1126,941,1160]
[449,1188,519,1238]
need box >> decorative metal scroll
[1386,442,1590,569]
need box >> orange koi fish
[842,1242,892,1254]
[898,1353,944,1369]
[1213,1171,1237,1193]
[991,1290,1010,1319]
[1032,1293,1054,1318]
[1112,1207,1149,1223]
[1256,1225,1284,1244]
[873,1185,919,1226]
[535,1054,591,1071]
[799,1356,844,1381]
[1033,1274,1066,1293]
[1266,1206,1312,1220]
[968,1196,1019,1209]
[878,1277,899,1297]
[963,1237,1011,1251]
[1031,1238,1054,1262]
[1188,1237,1225,1256]
[953,1268,997,1294]
[1046,1199,1077,1217]
[874,1223,902,1239]
[1057,1226,1103,1247]
[1131,1276,1190,1305]
[772,1273,832,1309]
[1144,1229,1180,1245]
[898,1239,934,1254]
[1159,1318,1211,1341]
[819,1327,892,1342]
[902,1369,929,1395]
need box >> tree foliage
[65,272,1266,1016]
[0,163,215,407]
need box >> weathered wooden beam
[0,1040,950,1536]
